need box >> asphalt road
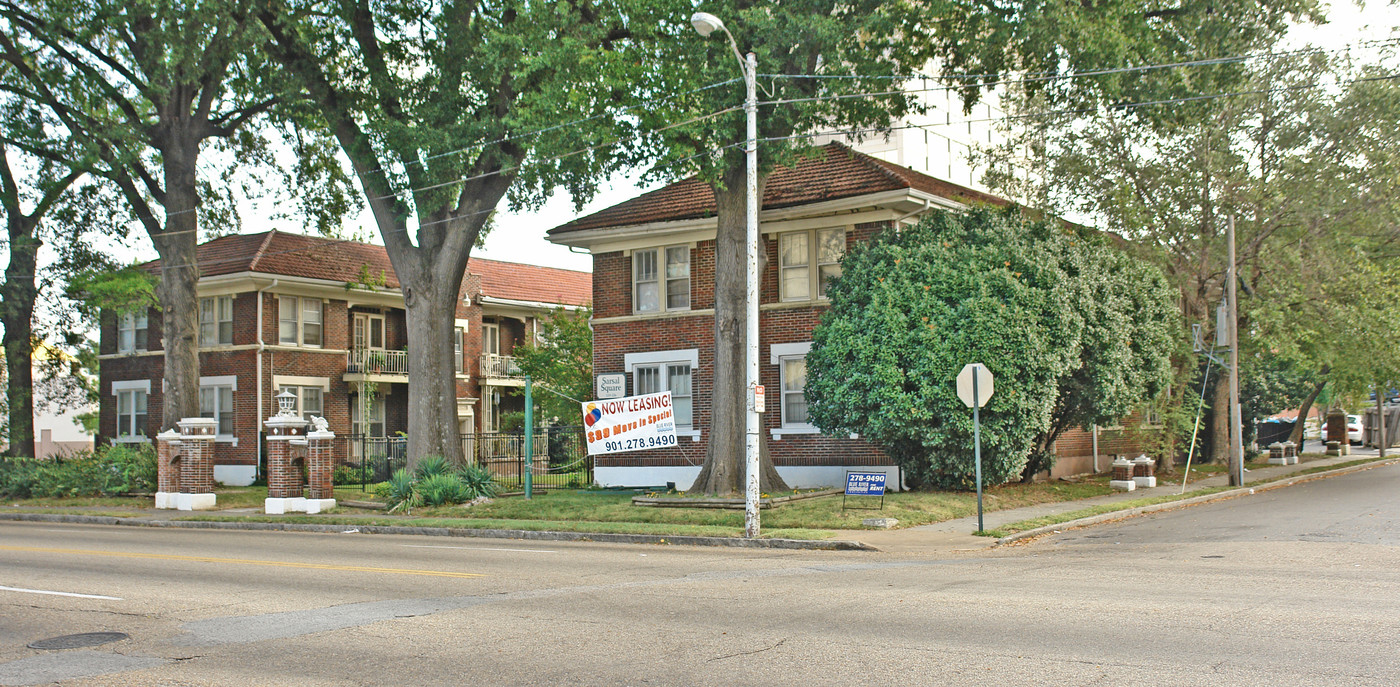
[3,462,1399,686]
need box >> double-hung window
[199,296,233,347]
[633,246,690,313]
[113,380,150,440]
[454,326,465,374]
[279,384,324,424]
[779,228,845,301]
[770,343,817,436]
[634,364,693,430]
[352,396,385,437]
[279,296,323,346]
[625,349,699,433]
[118,311,148,353]
[199,377,236,436]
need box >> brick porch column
[154,429,182,509]
[176,417,218,510]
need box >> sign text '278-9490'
[581,391,679,456]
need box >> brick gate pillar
[155,429,182,509]
[264,391,310,514]
[303,420,337,512]
[176,417,218,510]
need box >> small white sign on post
[596,373,626,399]
[957,363,995,408]
[753,384,765,413]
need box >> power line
[370,105,741,203]
[757,36,1400,84]
[359,77,743,179]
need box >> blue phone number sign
[845,472,887,496]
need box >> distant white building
[817,75,1017,195]
[34,344,95,458]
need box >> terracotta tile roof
[549,142,1008,236]
[468,257,592,307]
[142,230,590,307]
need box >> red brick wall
[590,221,896,470]
[590,218,1159,476]
[99,265,572,466]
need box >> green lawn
[8,456,1386,540]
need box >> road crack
[709,637,787,662]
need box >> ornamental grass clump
[375,457,498,513]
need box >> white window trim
[770,342,818,437]
[625,348,700,438]
[279,295,325,348]
[111,379,152,443]
[199,295,234,347]
[454,318,470,378]
[625,348,699,372]
[632,245,691,314]
[276,376,330,427]
[778,228,845,303]
[272,375,330,391]
[117,311,149,354]
[199,375,239,445]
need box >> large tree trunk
[400,266,466,468]
[1288,372,1328,447]
[689,167,788,495]
[151,141,202,430]
[2,220,38,458]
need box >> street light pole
[691,12,762,538]
[742,50,761,539]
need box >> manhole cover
[27,632,129,650]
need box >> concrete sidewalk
[838,441,1395,554]
[4,440,1394,554]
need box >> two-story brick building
[98,230,590,485]
[548,143,1155,490]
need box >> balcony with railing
[344,348,409,381]
[479,354,521,381]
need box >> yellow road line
[0,545,486,579]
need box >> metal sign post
[957,363,995,534]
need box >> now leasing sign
[582,391,679,456]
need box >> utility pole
[1227,216,1244,487]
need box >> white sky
[89,0,1400,275]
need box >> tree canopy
[806,208,1175,489]
[257,0,658,466]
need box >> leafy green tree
[1022,241,1177,480]
[0,0,352,431]
[257,0,653,466]
[636,0,1314,496]
[807,209,1071,489]
[806,208,1174,489]
[512,308,594,426]
[0,94,86,457]
[978,41,1398,467]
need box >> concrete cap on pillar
[177,417,218,437]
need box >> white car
[1348,415,1363,445]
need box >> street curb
[0,512,876,551]
[993,457,1400,547]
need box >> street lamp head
[690,11,725,38]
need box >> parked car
[1349,415,1364,445]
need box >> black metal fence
[337,426,591,492]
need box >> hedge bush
[0,443,157,499]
